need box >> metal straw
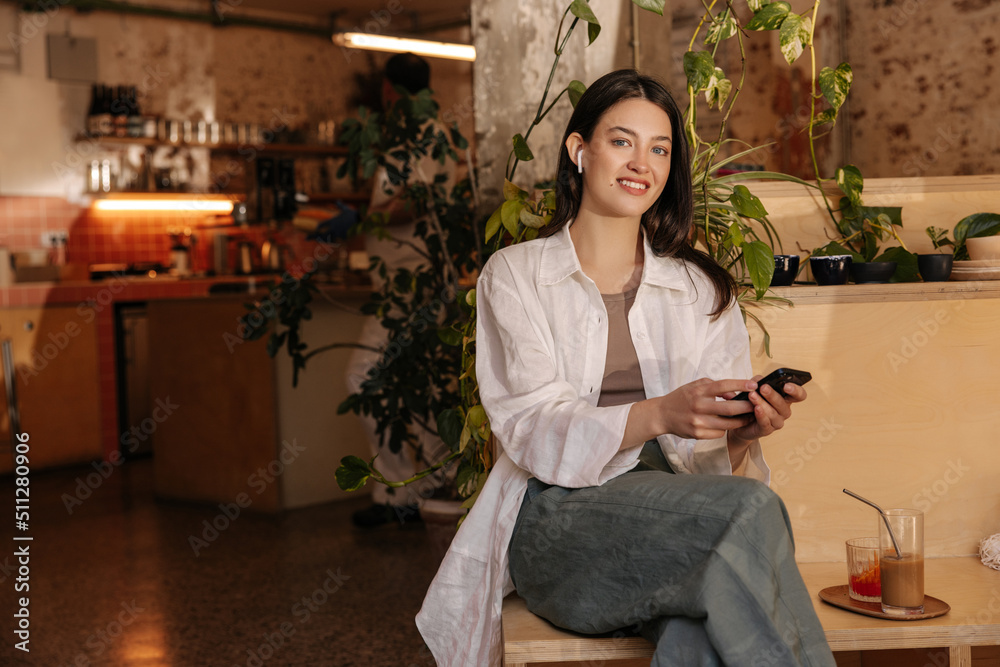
[842,489,902,558]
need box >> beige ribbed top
[597,287,646,408]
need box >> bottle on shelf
[112,85,129,138]
[86,84,102,137]
[127,86,143,138]
[97,85,113,136]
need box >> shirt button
[637,332,647,340]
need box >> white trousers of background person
[345,316,450,508]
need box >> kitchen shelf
[76,134,348,156]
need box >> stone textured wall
[845,0,1000,178]
[669,0,1000,180]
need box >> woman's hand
[727,375,808,445]
[652,378,760,441]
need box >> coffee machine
[256,157,296,223]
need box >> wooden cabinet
[0,306,102,473]
[148,294,372,511]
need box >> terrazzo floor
[0,457,442,666]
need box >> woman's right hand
[623,378,757,447]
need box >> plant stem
[509,15,579,183]
[369,449,463,488]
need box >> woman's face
[571,98,673,221]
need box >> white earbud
[577,148,583,174]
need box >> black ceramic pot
[772,254,800,286]
[809,255,852,285]
[850,261,897,284]
[918,254,954,282]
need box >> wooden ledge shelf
[801,557,1000,660]
[760,280,1000,306]
[502,557,1000,666]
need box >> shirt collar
[538,222,690,291]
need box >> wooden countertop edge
[1,275,374,308]
[748,280,1000,306]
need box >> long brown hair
[540,69,736,317]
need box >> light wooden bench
[502,557,1000,666]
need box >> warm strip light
[92,198,235,213]
[333,32,476,62]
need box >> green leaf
[743,240,775,299]
[835,164,864,206]
[466,404,488,432]
[705,11,739,44]
[335,455,371,492]
[727,222,745,248]
[812,108,838,127]
[875,246,920,282]
[730,184,769,219]
[954,212,1000,244]
[542,188,557,212]
[856,205,903,229]
[485,205,503,241]
[683,50,716,94]
[437,326,462,346]
[630,0,665,16]
[818,62,853,111]
[746,1,790,30]
[567,80,587,108]
[519,208,547,229]
[512,133,534,161]
[569,0,601,44]
[437,408,464,450]
[500,198,523,237]
[503,178,527,201]
[746,0,769,11]
[466,288,477,307]
[779,13,811,65]
[704,68,732,109]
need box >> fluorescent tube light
[333,32,476,62]
[92,196,236,213]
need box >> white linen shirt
[415,223,770,666]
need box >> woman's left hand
[727,375,808,445]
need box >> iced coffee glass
[879,509,924,616]
[845,537,881,602]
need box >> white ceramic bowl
[966,236,1000,261]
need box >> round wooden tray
[819,585,950,621]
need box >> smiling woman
[415,69,836,666]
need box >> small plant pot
[810,255,852,285]
[965,236,1000,261]
[917,254,954,282]
[850,261,897,284]
[772,254,800,286]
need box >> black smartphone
[732,368,812,401]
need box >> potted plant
[925,212,1000,281]
[338,0,863,506]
